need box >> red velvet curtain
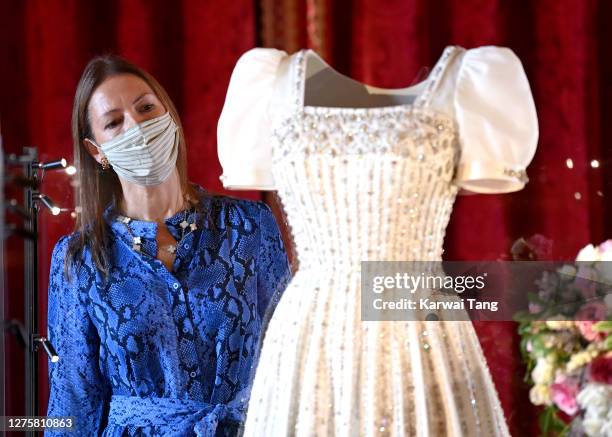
[0,0,259,431]
[1,1,610,436]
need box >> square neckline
[298,45,459,112]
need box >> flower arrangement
[515,239,612,436]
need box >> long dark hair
[64,54,197,283]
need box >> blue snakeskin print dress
[45,183,292,437]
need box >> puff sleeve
[452,46,539,193]
[217,48,288,190]
[45,234,110,436]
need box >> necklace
[115,201,198,257]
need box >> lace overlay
[243,47,511,436]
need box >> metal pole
[0,122,6,435]
[23,146,38,437]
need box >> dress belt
[107,394,246,437]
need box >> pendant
[164,244,177,254]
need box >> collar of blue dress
[102,182,212,241]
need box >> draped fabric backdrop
[1,1,609,436]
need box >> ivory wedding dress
[217,44,538,436]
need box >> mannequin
[303,50,429,108]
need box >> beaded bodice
[270,47,461,270]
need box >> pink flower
[598,239,612,254]
[575,321,607,342]
[588,354,612,385]
[529,303,542,314]
[550,374,580,416]
[528,234,554,260]
[576,302,607,321]
[575,303,607,341]
[511,234,553,261]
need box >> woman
[45,54,292,437]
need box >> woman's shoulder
[195,186,270,223]
[52,230,81,258]
[51,229,97,276]
[49,230,94,286]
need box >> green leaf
[538,406,568,436]
[593,321,612,332]
[514,311,534,323]
[531,334,553,358]
[519,321,536,334]
[523,357,535,383]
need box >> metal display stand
[4,141,66,436]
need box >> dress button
[184,243,190,249]
[182,326,188,334]
[190,371,197,378]
[173,282,180,289]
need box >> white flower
[558,264,577,277]
[597,239,612,257]
[529,384,552,406]
[594,259,612,286]
[577,240,612,284]
[595,239,612,285]
[601,414,612,437]
[578,383,612,414]
[583,417,605,437]
[576,383,612,437]
[567,350,598,373]
[577,244,599,262]
[532,356,556,385]
[546,317,575,331]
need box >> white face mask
[89,111,180,186]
